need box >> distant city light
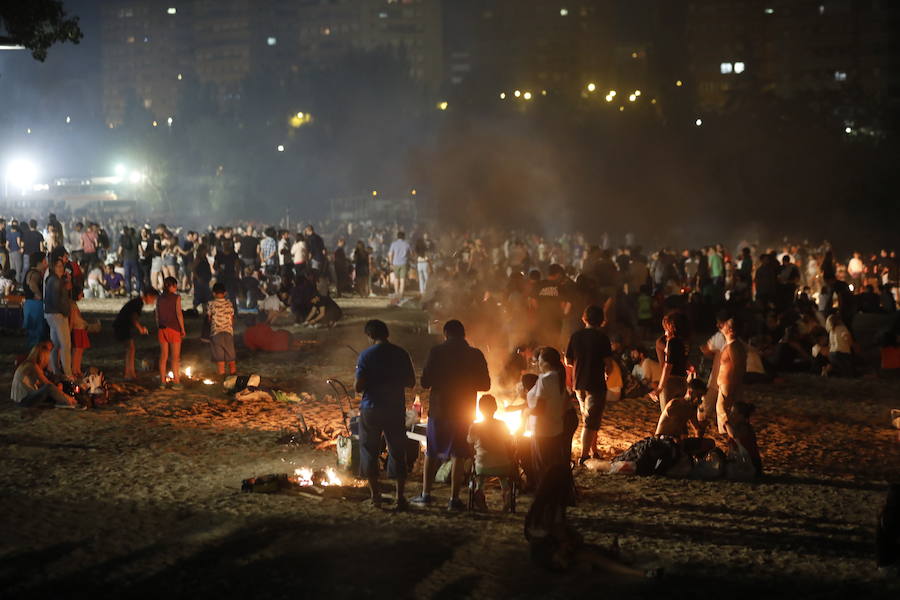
[834,71,847,82]
[618,106,624,112]
[437,101,449,110]
[634,90,641,97]
[559,8,568,16]
[277,144,285,152]
[152,120,158,127]
[628,94,636,102]
[499,92,506,99]
[675,80,683,87]
[267,37,277,46]
[609,90,616,97]
[651,98,657,104]
[177,73,183,80]
[372,190,378,197]
[541,89,547,96]
[631,52,638,59]
[586,82,596,92]
[605,94,613,102]
[410,189,416,196]
[114,164,126,176]
[695,118,703,126]
[734,62,746,74]
[65,115,71,124]
[167,7,176,15]
[523,91,532,100]
[720,62,733,74]
[5,159,38,192]
[764,7,774,14]
[167,116,173,126]
[25,128,31,134]
[128,170,143,184]
[845,127,852,134]
[514,90,521,98]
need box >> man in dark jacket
[412,319,491,511]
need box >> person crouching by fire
[412,319,491,511]
[355,319,416,510]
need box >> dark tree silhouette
[0,0,82,61]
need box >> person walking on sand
[355,319,416,510]
[388,231,411,302]
[412,319,491,511]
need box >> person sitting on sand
[656,377,704,440]
[467,394,515,511]
[10,341,77,407]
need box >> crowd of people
[3,210,899,573]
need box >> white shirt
[526,371,566,438]
[291,240,307,264]
[829,324,852,354]
[260,294,283,312]
[705,331,726,386]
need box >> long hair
[538,347,567,395]
[26,341,52,369]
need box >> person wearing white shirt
[526,347,570,477]
[291,237,308,277]
[698,317,727,435]
[847,252,865,287]
[825,313,854,376]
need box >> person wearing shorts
[565,305,612,464]
[355,319,416,509]
[113,289,158,379]
[207,282,236,377]
[387,231,411,301]
[156,276,186,389]
[413,319,490,511]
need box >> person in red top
[156,276,186,389]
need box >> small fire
[293,466,342,487]
[184,366,193,378]
[167,370,174,381]
[474,393,526,435]
[202,378,215,385]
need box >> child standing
[208,282,236,378]
[70,290,89,377]
[113,289,159,380]
[156,276,186,389]
[467,394,515,511]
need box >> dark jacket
[43,273,71,316]
[421,337,490,422]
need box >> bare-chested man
[716,317,747,438]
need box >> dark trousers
[123,259,142,295]
[358,407,407,480]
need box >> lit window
[720,62,733,74]
[167,7,176,15]
[834,71,847,81]
[559,8,568,16]
[734,62,745,74]
[267,36,277,46]
[764,8,774,15]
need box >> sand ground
[1,296,899,599]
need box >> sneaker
[447,498,465,512]
[409,494,433,506]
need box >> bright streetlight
[114,164,126,176]
[499,92,506,99]
[514,90,521,98]
[128,170,144,184]
[695,118,703,127]
[277,144,285,152]
[523,91,532,100]
[586,82,596,92]
[437,101,449,110]
[5,158,38,195]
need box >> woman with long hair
[10,341,77,407]
[653,311,691,413]
[526,346,570,478]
